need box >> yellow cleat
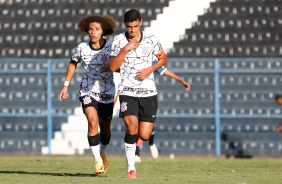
[100,153,108,173]
[95,160,105,174]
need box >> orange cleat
[126,170,137,178]
[100,153,108,173]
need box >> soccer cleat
[126,170,137,178]
[100,153,108,173]
[135,155,142,163]
[136,135,143,147]
[149,143,159,159]
[95,160,105,174]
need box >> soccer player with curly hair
[59,14,117,174]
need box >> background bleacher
[167,0,282,57]
[1,0,282,156]
[0,0,170,58]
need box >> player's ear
[140,19,143,26]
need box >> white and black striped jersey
[71,40,115,103]
[110,31,163,97]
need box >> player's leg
[97,102,113,173]
[149,127,159,158]
[135,146,141,163]
[80,96,104,174]
[138,121,154,141]
[123,115,138,178]
[84,106,104,174]
[119,95,139,178]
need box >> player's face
[277,98,282,105]
[125,19,142,39]
[88,22,103,43]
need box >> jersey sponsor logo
[120,101,127,112]
[91,92,114,100]
[82,96,92,105]
[123,87,148,94]
[100,65,110,73]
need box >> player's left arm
[163,69,191,91]
[275,120,282,133]
[136,49,167,80]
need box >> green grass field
[1,155,282,184]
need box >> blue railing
[1,58,282,155]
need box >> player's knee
[139,134,150,141]
[88,120,99,133]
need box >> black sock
[149,127,155,146]
[135,146,140,156]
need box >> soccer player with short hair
[59,14,117,174]
[109,9,167,178]
[275,94,282,133]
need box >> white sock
[100,143,107,155]
[90,145,102,163]
[124,142,136,172]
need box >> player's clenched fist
[125,39,139,51]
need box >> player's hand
[124,39,139,52]
[182,81,191,92]
[137,67,154,80]
[59,86,69,101]
[275,126,281,133]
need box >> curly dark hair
[78,14,117,36]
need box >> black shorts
[79,95,113,121]
[119,95,158,123]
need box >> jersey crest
[141,46,150,55]
[101,53,108,63]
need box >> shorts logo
[120,101,127,112]
[82,96,92,105]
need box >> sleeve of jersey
[71,44,82,63]
[110,38,121,57]
[152,35,164,58]
[155,66,167,75]
[152,59,167,75]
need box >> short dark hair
[276,94,282,100]
[124,9,142,23]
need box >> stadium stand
[0,0,170,58]
[167,0,282,57]
[1,0,282,156]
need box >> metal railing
[1,58,282,155]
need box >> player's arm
[113,91,119,108]
[136,49,167,80]
[163,69,191,91]
[59,61,77,101]
[109,39,139,72]
[274,120,282,133]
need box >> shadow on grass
[0,170,107,177]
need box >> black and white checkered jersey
[110,31,163,97]
[71,40,115,103]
